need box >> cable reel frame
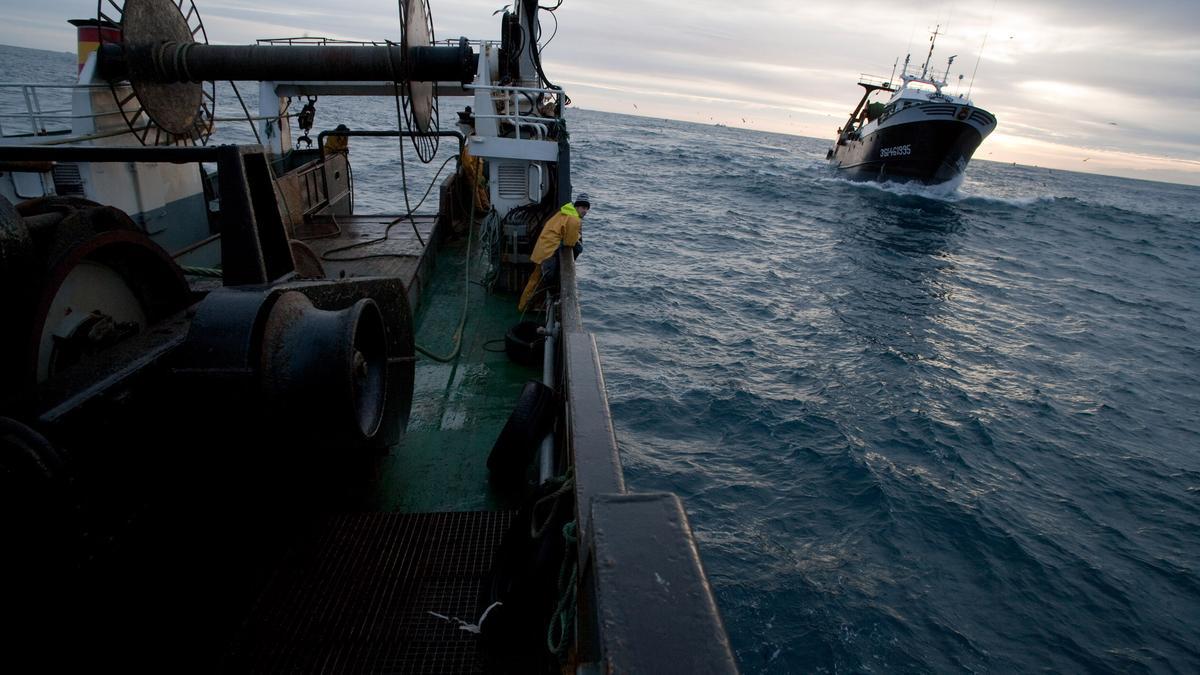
[96,0,216,146]
[400,0,440,163]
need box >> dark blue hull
[829,118,987,185]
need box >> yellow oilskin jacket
[530,203,581,264]
[519,203,582,311]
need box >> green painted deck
[367,236,539,513]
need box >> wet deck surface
[297,214,439,310]
[367,237,541,513]
[297,215,437,274]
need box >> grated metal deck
[225,511,514,674]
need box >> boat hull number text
[880,145,912,158]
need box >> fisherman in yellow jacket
[518,193,590,311]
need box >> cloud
[0,0,1196,183]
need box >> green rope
[547,519,578,656]
[181,266,223,278]
[530,468,575,539]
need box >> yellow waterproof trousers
[518,265,543,313]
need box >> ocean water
[569,114,1200,673]
[5,44,1200,674]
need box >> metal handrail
[466,83,561,94]
[0,82,110,137]
[256,36,386,46]
[256,36,491,47]
[467,83,564,139]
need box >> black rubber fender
[488,380,556,487]
[504,320,545,368]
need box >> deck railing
[255,36,489,48]
[0,82,114,137]
[466,82,563,139]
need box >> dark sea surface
[5,43,1200,674]
[568,113,1200,674]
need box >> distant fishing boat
[827,26,997,185]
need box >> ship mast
[920,24,941,79]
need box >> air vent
[496,162,527,199]
[52,163,85,197]
[970,111,994,126]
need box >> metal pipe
[537,299,559,484]
[104,41,475,84]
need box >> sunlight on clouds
[0,0,1195,184]
[986,133,1200,186]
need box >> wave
[805,169,1062,209]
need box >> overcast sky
[4,0,1199,185]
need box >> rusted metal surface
[120,0,204,136]
[0,194,33,276]
[26,227,190,389]
[286,278,416,445]
[287,239,324,279]
[0,196,37,396]
[259,292,389,442]
[35,312,190,425]
[0,160,54,172]
[298,213,438,312]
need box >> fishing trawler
[0,0,736,672]
[827,26,997,185]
